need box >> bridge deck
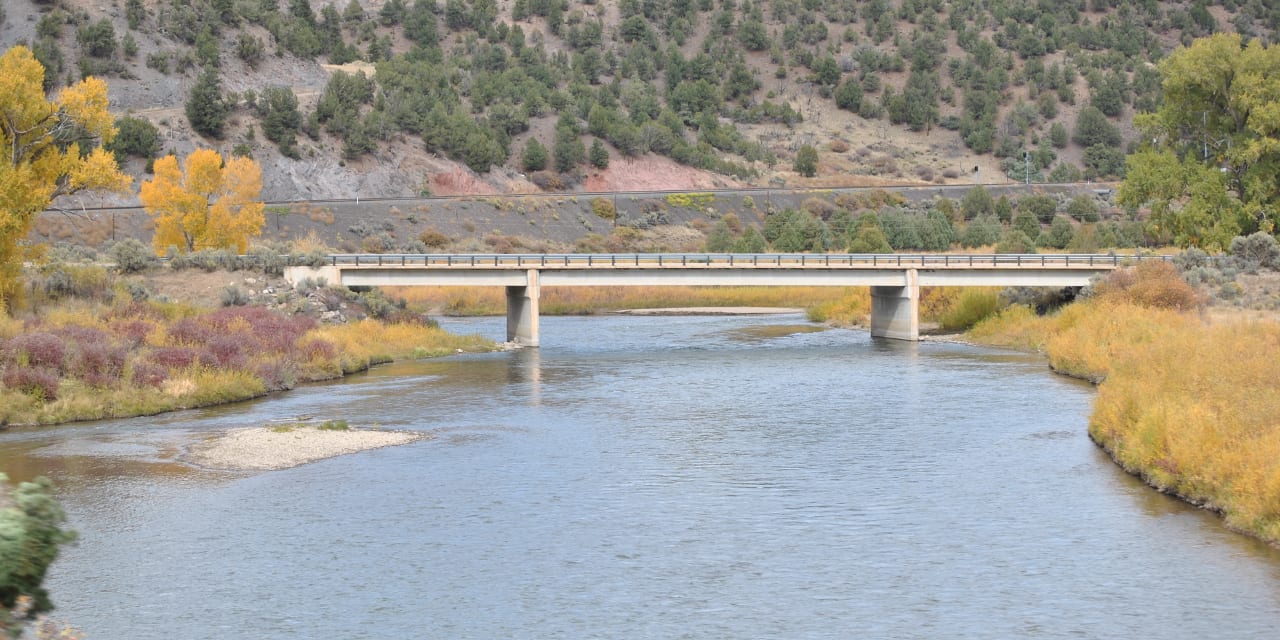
[316,253,1155,270]
[285,253,1162,345]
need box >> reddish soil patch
[581,157,747,192]
[430,168,502,196]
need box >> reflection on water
[2,313,1279,639]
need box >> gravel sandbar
[187,427,427,471]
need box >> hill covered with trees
[1,0,1276,200]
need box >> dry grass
[966,263,1280,544]
[306,320,492,373]
[385,285,854,316]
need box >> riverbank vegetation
[0,474,77,636]
[388,284,866,317]
[0,292,491,426]
[967,258,1280,544]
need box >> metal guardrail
[312,253,1172,269]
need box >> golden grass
[305,320,492,374]
[385,285,855,316]
[1089,317,1280,542]
[967,285,1280,544]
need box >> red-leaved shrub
[3,367,61,401]
[7,333,67,370]
[130,361,168,388]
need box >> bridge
[284,253,1156,345]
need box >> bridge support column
[870,269,919,341]
[506,269,541,347]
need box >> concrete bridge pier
[870,269,919,341]
[506,269,540,346]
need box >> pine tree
[521,138,547,172]
[589,139,609,169]
[186,67,228,139]
[793,144,818,177]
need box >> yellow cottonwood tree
[139,149,265,254]
[0,45,130,312]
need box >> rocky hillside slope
[2,0,1275,204]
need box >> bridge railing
[314,253,1174,269]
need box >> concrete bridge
[285,253,1154,345]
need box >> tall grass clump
[806,288,871,325]
[305,319,492,374]
[932,288,1003,331]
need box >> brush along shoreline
[186,425,428,471]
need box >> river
[2,313,1278,638]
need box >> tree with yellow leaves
[139,149,265,254]
[0,45,131,312]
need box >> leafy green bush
[105,116,161,166]
[995,229,1037,254]
[0,475,77,619]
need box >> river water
[2,314,1278,638]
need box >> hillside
[2,0,1276,203]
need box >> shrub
[1019,194,1058,223]
[959,215,1002,248]
[801,197,838,219]
[419,229,451,249]
[111,239,157,274]
[130,361,168,388]
[848,225,893,253]
[995,229,1037,254]
[221,286,250,307]
[6,333,66,370]
[1065,194,1101,223]
[39,264,112,301]
[794,144,818,177]
[77,19,116,58]
[69,341,126,385]
[590,197,616,220]
[1092,261,1204,311]
[3,367,60,401]
[961,186,995,220]
[1038,215,1076,250]
[1229,232,1280,271]
[106,116,161,165]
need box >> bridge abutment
[506,269,541,346]
[870,269,920,341]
